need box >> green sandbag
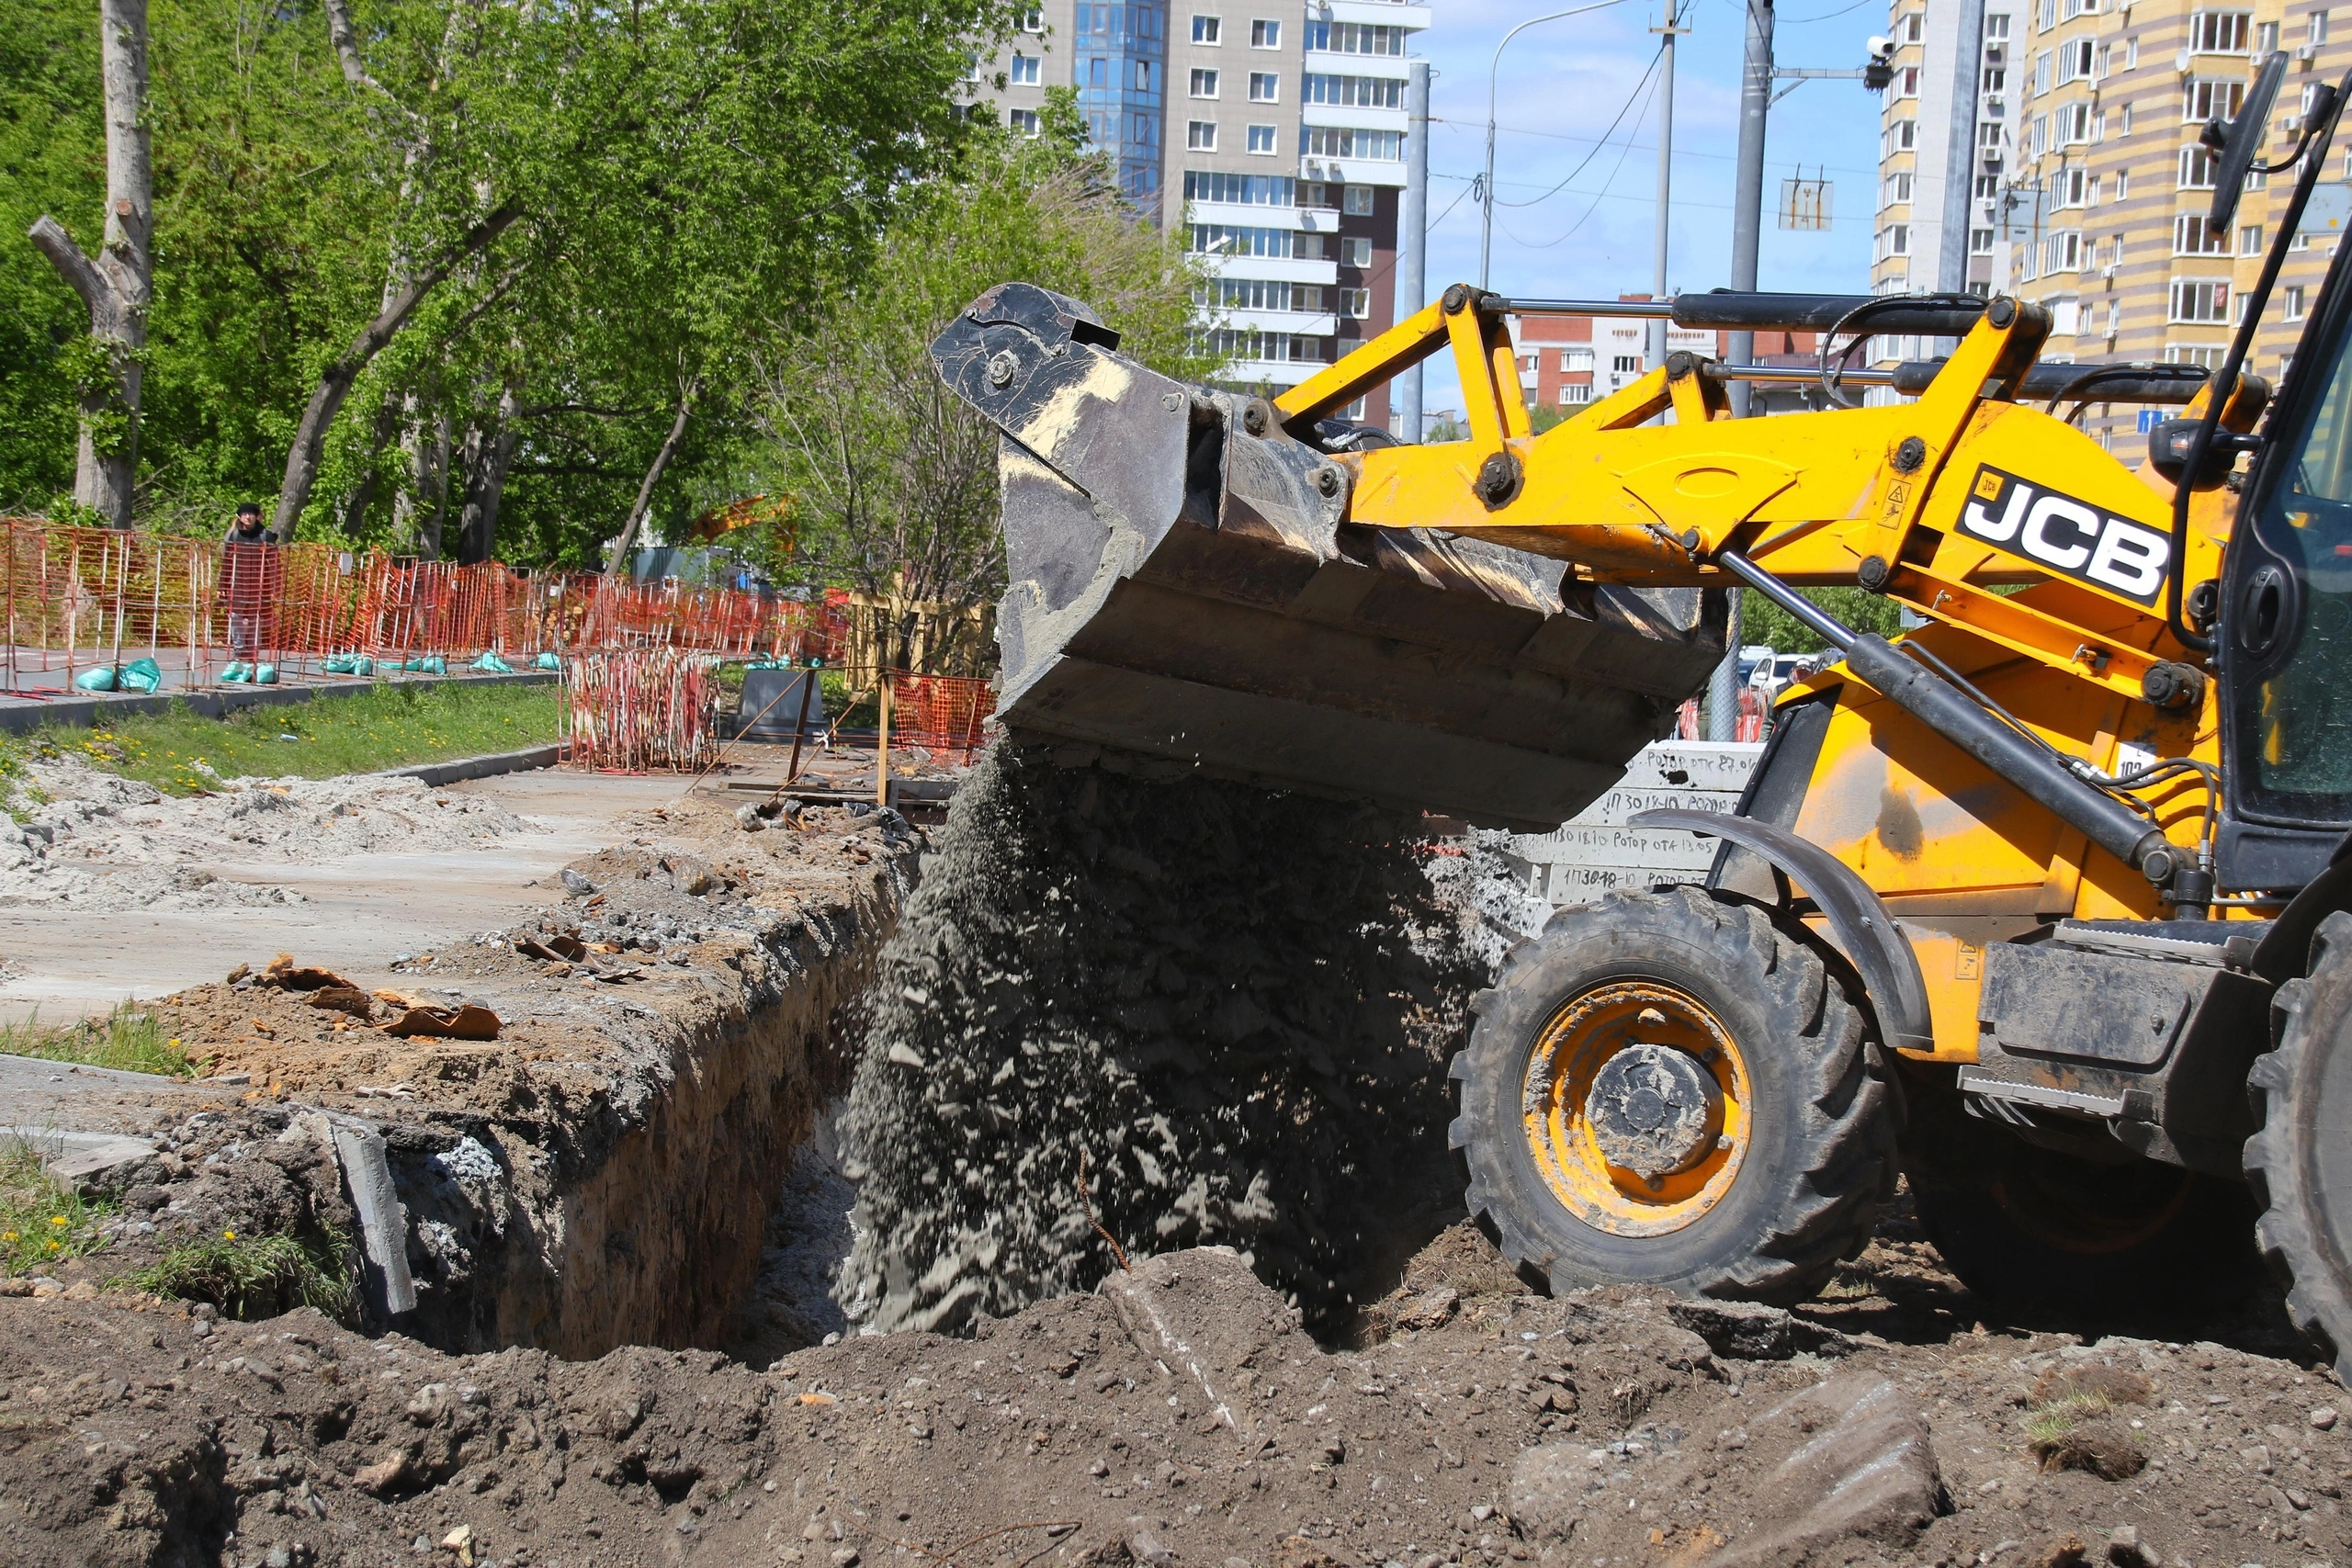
[220,663,251,683]
[534,651,562,671]
[254,663,278,684]
[73,666,117,693]
[471,651,514,673]
[119,657,162,694]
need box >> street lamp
[1481,0,1637,289]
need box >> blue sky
[1408,0,1889,415]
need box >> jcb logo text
[1955,466,2170,606]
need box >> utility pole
[1648,0,1684,376]
[1399,59,1432,442]
[1708,0,1771,742]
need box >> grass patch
[2022,1392,2109,1448]
[0,1135,116,1277]
[0,1004,206,1077]
[128,1221,355,1320]
[32,678,562,795]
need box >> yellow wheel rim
[1521,979,1752,1237]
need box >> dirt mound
[835,744,1487,1337]
[0,755,540,910]
[9,1235,2349,1568]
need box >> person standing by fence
[221,502,281,671]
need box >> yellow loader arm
[1281,286,2257,713]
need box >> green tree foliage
[4,0,1019,561]
[753,96,1217,669]
[1738,585,1904,654]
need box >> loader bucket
[930,283,1728,833]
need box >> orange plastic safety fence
[0,516,848,695]
[565,649,723,773]
[886,671,996,763]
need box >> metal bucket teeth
[932,283,1727,833]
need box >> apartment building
[974,0,1429,426]
[1871,0,2003,303]
[1877,0,2343,447]
[1513,306,1831,416]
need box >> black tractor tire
[1904,1069,2259,1320]
[1449,885,1900,1304]
[2246,909,2352,1381]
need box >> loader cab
[2219,221,2352,889]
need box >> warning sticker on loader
[1955,464,2170,605]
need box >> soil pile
[836,744,1487,1337]
[0,755,538,910]
[7,1231,2350,1568]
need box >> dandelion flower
[49,1215,64,1226]
[2,1231,17,1243]
[222,1229,236,1241]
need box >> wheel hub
[1585,1043,1724,1179]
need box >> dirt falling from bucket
[835,742,1488,1337]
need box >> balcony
[1196,252,1341,284]
[1300,102,1409,132]
[1315,1,1432,27]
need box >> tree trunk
[456,379,521,565]
[269,201,520,540]
[603,381,697,577]
[26,0,152,529]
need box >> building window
[1899,65,1920,96]
[2031,115,2048,155]
[2178,146,2218,187]
[1010,52,1041,85]
[2169,278,2231,321]
[1340,288,1372,318]
[1987,11,2011,36]
[2044,230,2082,270]
[2175,213,2230,253]
[1246,123,1278,152]
[2057,101,2092,142]
[2095,40,2112,74]
[2183,77,2245,122]
[1250,17,1280,46]
[2054,167,2091,206]
[1560,384,1594,406]
[1088,57,1107,85]
[2033,50,2052,93]
[1984,66,2007,91]
[2116,167,2130,197]
[1980,122,2006,147]
[1560,347,1594,371]
[1249,71,1278,101]
[1193,14,1220,42]
[1136,60,1153,89]
[1188,119,1218,150]
[1020,6,1044,29]
[2286,285,2308,321]
[1901,11,1924,40]
[2313,11,2331,45]
[1344,184,1374,215]
[1971,228,1996,253]
[1191,68,1220,96]
[2058,38,2094,82]
[1611,355,1642,376]
[1008,107,1041,135]
[1303,20,1408,55]
[2188,10,2253,51]
[1878,224,1912,258]
[1882,173,1916,208]
[1182,171,1295,204]
[2240,222,2265,254]
[2037,0,2055,27]
[2062,0,2098,16]
[1301,73,1407,108]
[1191,221,1317,257]
[1885,118,1917,154]
[1976,173,2002,197]
[2257,19,2280,51]
[1340,235,1373,267]
[2119,102,2132,136]
[1304,126,1406,161]
[2106,300,2120,334]
[2165,344,2226,366]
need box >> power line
[1431,115,1878,179]
[1503,66,1663,248]
[1495,47,1664,208]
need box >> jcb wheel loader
[931,54,2352,1366]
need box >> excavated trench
[78,755,1532,1367]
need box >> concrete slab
[0,768,693,1021]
